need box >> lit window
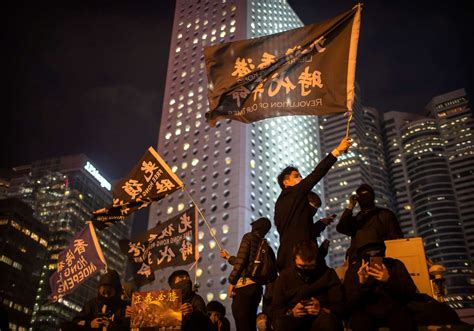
[209,240,216,249]
[198,243,204,252]
[219,292,227,301]
[176,47,181,53]
[165,132,172,140]
[192,158,199,166]
[182,162,188,170]
[220,31,226,38]
[175,128,181,135]
[222,225,229,234]
[172,165,178,173]
[178,203,184,211]
[207,293,214,302]
[167,206,174,214]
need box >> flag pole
[345,111,353,138]
[183,188,223,251]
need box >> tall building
[147,0,321,314]
[382,110,423,237]
[7,155,133,330]
[399,117,474,308]
[426,89,474,264]
[0,198,49,331]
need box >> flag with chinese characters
[49,222,107,302]
[119,207,198,286]
[204,5,361,126]
[130,290,182,329]
[91,146,183,230]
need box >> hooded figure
[228,217,273,331]
[72,270,129,330]
[167,270,210,331]
[207,301,231,331]
[336,183,403,261]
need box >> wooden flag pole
[183,188,223,251]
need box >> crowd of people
[68,136,466,330]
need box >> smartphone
[369,256,383,268]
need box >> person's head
[207,301,226,324]
[256,312,269,331]
[277,166,301,189]
[251,217,272,237]
[357,241,386,261]
[98,270,122,303]
[356,184,375,210]
[168,270,193,301]
[293,241,326,282]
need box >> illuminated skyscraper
[7,155,132,330]
[426,89,474,264]
[382,110,423,236]
[147,0,323,314]
[399,117,474,308]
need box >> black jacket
[272,265,345,319]
[343,257,417,316]
[73,297,129,330]
[228,231,263,285]
[336,207,403,261]
[183,293,211,331]
[274,153,337,270]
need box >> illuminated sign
[84,162,112,191]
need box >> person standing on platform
[275,136,351,270]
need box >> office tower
[7,155,132,330]
[399,117,474,308]
[0,198,49,330]
[147,0,320,314]
[426,89,474,264]
[382,110,424,237]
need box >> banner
[120,207,199,286]
[204,5,361,125]
[91,146,183,230]
[49,222,107,302]
[113,146,183,204]
[130,290,182,329]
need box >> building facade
[0,198,49,331]
[425,89,474,264]
[7,155,132,329]
[147,0,322,315]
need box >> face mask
[295,266,317,282]
[358,192,375,209]
[172,279,193,301]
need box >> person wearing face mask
[227,217,273,331]
[274,136,351,271]
[272,241,344,331]
[336,183,403,263]
[207,301,231,331]
[343,240,418,331]
[72,269,129,330]
[167,270,211,331]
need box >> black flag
[120,207,199,286]
[92,147,183,230]
[204,5,361,126]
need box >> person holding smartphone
[343,240,418,331]
[272,241,344,331]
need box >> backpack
[248,238,278,284]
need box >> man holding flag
[275,136,351,270]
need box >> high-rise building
[382,110,424,237]
[7,155,133,330]
[425,89,474,264]
[399,117,474,308]
[147,0,321,315]
[0,198,49,331]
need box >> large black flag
[92,147,183,230]
[204,5,361,126]
[119,207,199,286]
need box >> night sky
[2,0,473,181]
